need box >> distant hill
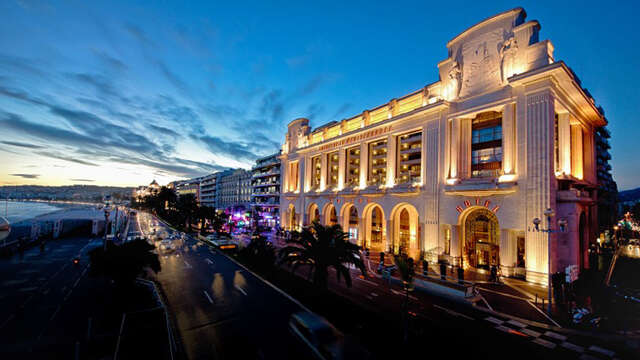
[0,185,133,202]
[619,187,640,203]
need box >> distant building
[133,179,161,201]
[251,152,281,227]
[175,178,201,202]
[594,123,618,232]
[216,169,252,211]
[199,173,218,208]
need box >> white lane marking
[390,288,418,300]
[183,260,192,269]
[495,325,513,333]
[588,345,615,357]
[506,319,526,328]
[521,328,541,338]
[561,342,585,353]
[370,292,378,297]
[354,277,379,287]
[532,337,557,349]
[543,331,567,341]
[235,285,247,296]
[205,258,213,265]
[50,304,62,321]
[485,316,504,325]
[434,304,474,320]
[203,291,214,304]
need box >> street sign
[565,264,579,283]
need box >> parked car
[289,312,345,360]
[159,239,174,252]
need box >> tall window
[311,155,321,190]
[327,151,339,188]
[345,146,360,187]
[289,161,299,192]
[471,111,502,178]
[368,139,387,185]
[396,131,422,184]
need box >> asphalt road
[133,213,312,360]
[0,235,103,358]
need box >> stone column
[298,157,306,194]
[450,225,461,265]
[500,229,516,276]
[502,103,516,175]
[320,153,327,191]
[557,113,571,176]
[360,142,368,187]
[338,147,346,189]
[449,118,459,179]
[421,125,428,185]
[387,134,396,186]
[571,124,584,180]
[524,90,557,286]
[458,118,472,179]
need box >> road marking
[235,285,247,296]
[203,291,214,304]
[434,304,475,320]
[485,316,504,325]
[205,258,213,265]
[561,342,585,353]
[354,277,379,287]
[370,292,378,297]
[526,300,562,327]
[50,304,62,321]
[532,337,557,349]
[588,345,615,357]
[506,319,526,328]
[543,331,567,341]
[390,288,417,300]
[521,328,541,338]
[184,260,192,269]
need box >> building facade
[594,124,617,232]
[216,169,252,211]
[199,173,218,208]
[251,152,281,227]
[279,8,606,286]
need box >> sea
[1,201,63,224]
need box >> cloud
[157,61,191,95]
[11,173,39,179]
[91,49,127,71]
[331,103,353,119]
[198,135,260,162]
[124,23,156,48]
[35,151,99,166]
[70,178,95,182]
[0,140,43,149]
[149,124,180,138]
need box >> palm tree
[279,221,366,290]
[176,194,198,231]
[394,254,415,343]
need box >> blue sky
[0,0,638,189]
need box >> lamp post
[532,207,567,314]
[103,205,111,251]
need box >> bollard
[422,260,429,276]
[457,267,464,284]
[440,263,447,280]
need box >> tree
[240,235,277,275]
[394,254,415,343]
[89,239,161,287]
[279,221,366,290]
[176,193,198,231]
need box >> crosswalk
[484,316,618,358]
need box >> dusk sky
[0,0,638,189]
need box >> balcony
[444,176,518,196]
[252,169,281,178]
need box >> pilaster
[524,90,557,286]
[387,134,396,186]
[502,103,516,175]
[557,113,571,176]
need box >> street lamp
[531,207,568,314]
[103,205,111,251]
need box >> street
[133,213,312,359]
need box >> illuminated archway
[460,207,500,270]
[363,203,386,252]
[338,203,359,244]
[288,204,298,231]
[308,203,320,224]
[322,203,338,226]
[390,203,420,258]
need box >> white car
[159,239,174,251]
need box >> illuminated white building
[279,8,605,285]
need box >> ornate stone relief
[499,34,519,83]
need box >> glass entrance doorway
[463,208,499,270]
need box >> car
[289,312,344,360]
[159,239,174,251]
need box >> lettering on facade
[456,198,500,214]
[317,125,393,152]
